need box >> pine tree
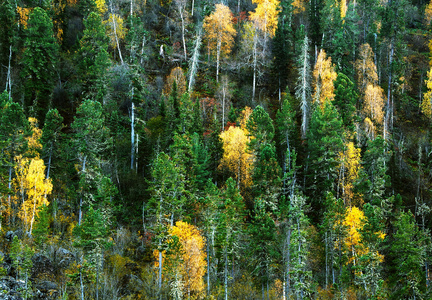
[21,7,59,122]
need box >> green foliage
[333,73,358,131]
[21,7,59,122]
[33,204,50,245]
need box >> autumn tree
[338,142,362,207]
[363,84,385,139]
[203,4,236,82]
[219,126,253,191]
[421,68,432,119]
[312,49,337,107]
[355,43,379,95]
[168,221,207,299]
[241,0,280,101]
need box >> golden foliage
[425,0,432,25]
[355,43,378,94]
[339,142,362,207]
[249,0,280,38]
[14,156,52,234]
[292,0,307,14]
[163,67,187,97]
[95,0,108,15]
[203,4,237,58]
[219,126,253,190]
[343,206,367,264]
[105,13,127,49]
[17,7,32,28]
[169,221,207,298]
[239,106,253,132]
[340,0,347,19]
[363,83,385,126]
[27,117,42,158]
[421,69,432,119]
[313,49,337,107]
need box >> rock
[56,247,74,269]
[31,253,54,281]
[4,232,14,242]
[0,276,28,299]
[34,280,59,300]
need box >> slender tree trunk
[131,101,135,170]
[286,221,291,298]
[80,259,85,300]
[207,238,211,295]
[159,240,163,299]
[252,34,258,102]
[222,84,226,131]
[6,45,12,100]
[79,156,87,226]
[216,39,221,83]
[224,246,228,300]
[180,10,187,60]
[110,1,124,64]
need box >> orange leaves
[313,49,337,107]
[203,4,237,58]
[249,0,280,38]
[17,7,32,28]
[164,67,187,97]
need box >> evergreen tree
[307,101,344,215]
[21,7,59,123]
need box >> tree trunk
[216,39,221,83]
[252,34,258,102]
[131,101,135,170]
[180,10,187,60]
[110,1,124,64]
[159,240,163,299]
[78,156,87,226]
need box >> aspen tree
[421,69,432,119]
[355,43,378,95]
[312,49,337,107]
[203,4,236,82]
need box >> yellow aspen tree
[340,0,347,19]
[425,0,432,25]
[95,0,108,15]
[219,126,254,190]
[363,83,385,127]
[239,106,253,132]
[343,206,367,266]
[17,7,32,28]
[249,0,280,38]
[27,117,42,158]
[355,43,378,94]
[292,0,307,14]
[339,142,362,207]
[169,221,206,299]
[105,14,126,49]
[14,157,52,234]
[421,69,432,119]
[312,49,337,107]
[203,4,236,82]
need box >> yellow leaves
[292,0,307,14]
[343,206,367,264]
[363,83,385,126]
[154,221,207,298]
[14,156,52,233]
[425,0,432,25]
[313,49,337,107]
[95,0,108,15]
[203,4,237,57]
[249,0,280,38]
[355,43,379,94]
[27,117,42,158]
[422,69,432,119]
[219,126,253,190]
[340,0,347,20]
[339,142,362,207]
[17,7,32,28]
[169,221,206,297]
[105,13,126,49]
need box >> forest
[1,0,432,298]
